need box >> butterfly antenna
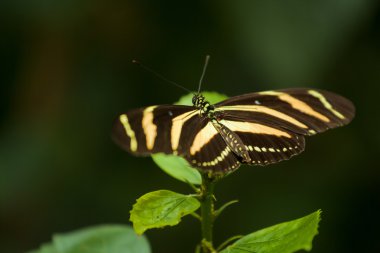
[132,60,192,93]
[197,55,210,94]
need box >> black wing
[184,121,241,172]
[215,88,355,135]
[212,88,355,166]
[112,104,243,172]
[217,119,305,166]
[184,119,302,172]
[112,105,200,155]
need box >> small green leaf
[130,190,201,234]
[151,153,202,185]
[28,225,150,253]
[151,91,228,184]
[175,91,228,106]
[220,210,321,253]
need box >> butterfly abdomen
[212,120,251,163]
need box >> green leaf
[28,243,58,253]
[28,225,151,253]
[220,210,321,253]
[151,91,228,184]
[151,153,202,185]
[175,91,228,106]
[130,190,200,234]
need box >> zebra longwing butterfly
[112,88,355,173]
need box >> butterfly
[112,87,355,173]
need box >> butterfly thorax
[192,94,216,118]
[192,94,251,163]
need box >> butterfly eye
[192,96,197,105]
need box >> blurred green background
[1,1,379,252]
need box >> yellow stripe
[194,146,231,166]
[189,122,219,155]
[260,91,330,122]
[217,105,308,129]
[120,114,138,152]
[220,120,292,138]
[171,110,198,151]
[142,106,157,150]
[308,90,345,119]
[309,129,317,135]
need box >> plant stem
[200,173,216,253]
[216,235,243,251]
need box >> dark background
[1,1,379,252]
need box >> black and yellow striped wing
[215,88,354,135]
[112,88,355,173]
[209,88,355,167]
[113,105,204,155]
[184,121,242,172]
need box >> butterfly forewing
[112,105,197,155]
[216,88,355,135]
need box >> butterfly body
[112,88,355,173]
[193,94,216,119]
[211,119,251,163]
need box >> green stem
[216,235,243,251]
[200,173,216,253]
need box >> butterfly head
[192,93,206,108]
[193,93,216,118]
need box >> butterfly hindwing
[184,121,240,172]
[217,119,305,165]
